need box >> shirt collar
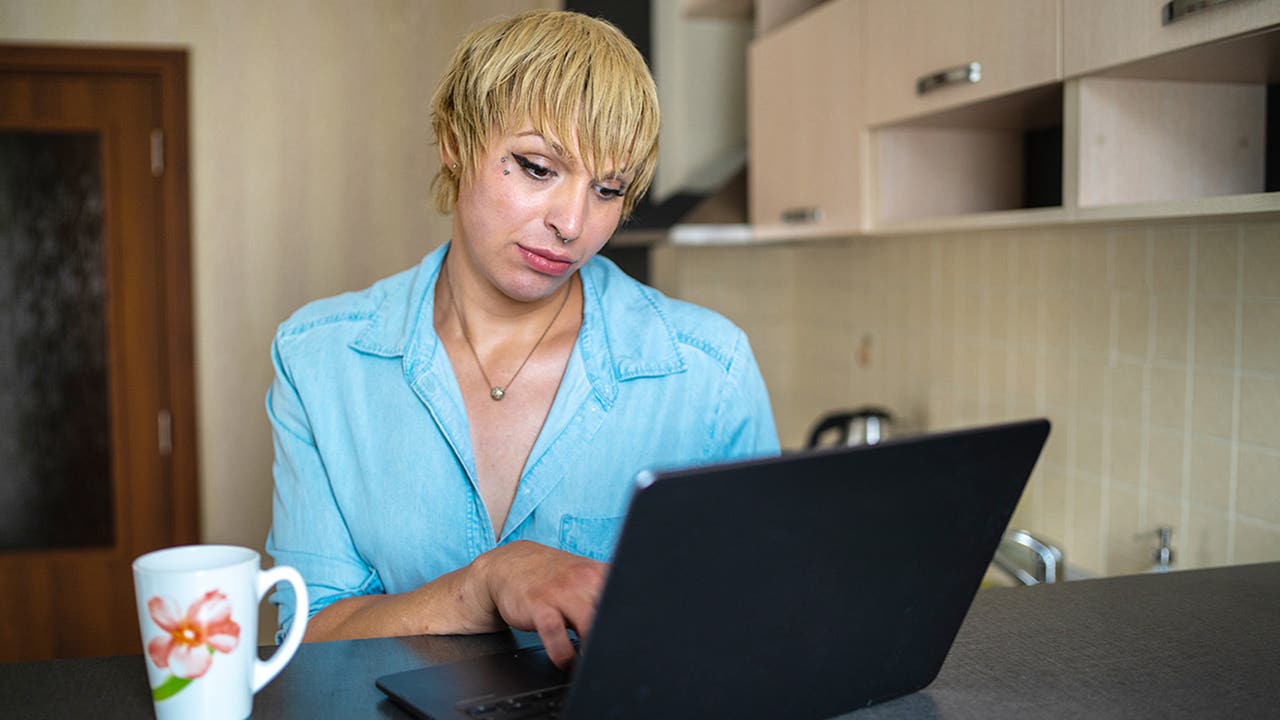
[350,242,687,408]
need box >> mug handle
[252,565,309,693]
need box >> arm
[307,541,605,669]
[301,559,496,641]
[706,329,781,460]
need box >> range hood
[622,158,748,241]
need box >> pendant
[490,386,505,401]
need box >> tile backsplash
[651,217,1280,576]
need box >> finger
[566,562,606,641]
[533,609,576,671]
[562,593,597,644]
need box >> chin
[499,272,573,304]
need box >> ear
[437,131,459,172]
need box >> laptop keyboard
[459,684,569,719]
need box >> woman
[266,10,778,670]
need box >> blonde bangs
[431,11,659,218]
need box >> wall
[0,0,552,563]
[653,217,1280,576]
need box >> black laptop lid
[563,419,1049,719]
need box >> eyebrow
[514,129,630,185]
[516,130,574,163]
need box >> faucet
[993,529,1064,585]
[1149,526,1175,573]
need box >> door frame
[0,45,199,550]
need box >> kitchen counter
[874,561,1280,719]
[2,562,1277,718]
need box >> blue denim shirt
[265,243,779,637]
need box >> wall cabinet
[743,0,1279,238]
[1064,0,1279,213]
[866,0,1064,225]
[748,0,865,232]
[864,0,1060,126]
[1065,0,1280,77]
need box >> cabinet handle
[916,62,981,96]
[1162,0,1237,25]
[780,207,823,224]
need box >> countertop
[2,562,1277,719]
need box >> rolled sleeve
[264,334,383,641]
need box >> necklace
[443,262,572,401]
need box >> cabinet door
[1065,0,1280,77]
[749,0,864,231]
[865,0,1060,126]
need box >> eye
[595,184,626,201]
[511,153,553,180]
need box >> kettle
[807,407,893,448]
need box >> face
[448,126,631,303]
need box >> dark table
[3,563,1278,719]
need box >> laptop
[377,418,1050,719]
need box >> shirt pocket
[559,514,625,562]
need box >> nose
[547,181,588,243]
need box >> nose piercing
[556,229,569,244]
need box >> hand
[473,540,607,670]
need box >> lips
[517,244,574,276]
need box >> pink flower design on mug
[146,590,241,682]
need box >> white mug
[132,545,308,720]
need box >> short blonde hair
[430,9,660,219]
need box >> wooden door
[0,46,198,661]
[748,0,865,232]
[1064,0,1280,77]
[864,0,1060,125]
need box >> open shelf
[1066,26,1280,211]
[870,83,1064,227]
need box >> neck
[436,247,580,348]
